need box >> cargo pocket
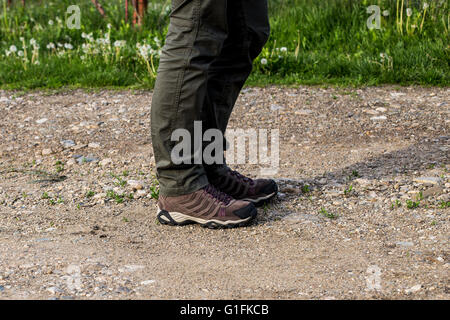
[169,15,194,32]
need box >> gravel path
[0,86,448,299]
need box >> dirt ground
[0,86,448,300]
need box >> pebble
[128,180,144,191]
[422,186,443,198]
[140,280,156,285]
[295,109,313,116]
[99,158,113,166]
[88,142,101,149]
[405,284,422,294]
[396,241,414,248]
[413,177,442,185]
[36,118,48,124]
[76,156,98,164]
[41,148,53,156]
[270,104,284,111]
[47,286,63,295]
[60,140,76,148]
[118,265,145,273]
[370,116,387,121]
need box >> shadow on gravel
[259,135,448,224]
[284,135,448,190]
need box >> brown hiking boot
[157,185,257,228]
[208,168,278,207]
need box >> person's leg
[201,0,277,206]
[151,0,228,197]
[202,0,270,176]
[152,0,257,228]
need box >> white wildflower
[423,3,429,10]
[46,43,55,50]
[261,58,268,65]
[18,50,24,57]
[383,10,389,16]
[406,8,412,17]
[64,43,73,50]
[48,20,54,26]
[9,45,17,53]
[114,40,126,48]
[280,47,287,53]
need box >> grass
[320,207,339,219]
[0,0,448,89]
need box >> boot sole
[157,207,257,229]
[242,191,277,207]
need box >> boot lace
[203,184,233,205]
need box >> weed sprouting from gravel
[439,201,450,209]
[344,184,353,196]
[320,208,338,219]
[301,184,311,194]
[85,191,95,198]
[106,190,124,204]
[406,199,420,209]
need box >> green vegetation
[320,207,339,219]
[0,0,448,89]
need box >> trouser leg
[151,0,228,196]
[202,0,270,177]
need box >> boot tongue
[229,169,255,186]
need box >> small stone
[295,109,313,116]
[128,180,144,191]
[42,148,53,156]
[422,186,443,198]
[281,187,300,194]
[270,104,284,111]
[76,156,98,164]
[60,140,76,148]
[66,159,76,166]
[88,142,101,149]
[363,109,379,115]
[140,280,156,285]
[370,116,387,121]
[405,284,422,294]
[413,177,442,185]
[47,286,63,295]
[354,178,370,186]
[99,158,113,166]
[36,118,48,124]
[118,265,145,273]
[375,107,387,113]
[136,190,147,198]
[0,285,4,292]
[73,144,87,150]
[396,241,414,248]
[367,191,378,199]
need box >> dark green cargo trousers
[151,0,270,196]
